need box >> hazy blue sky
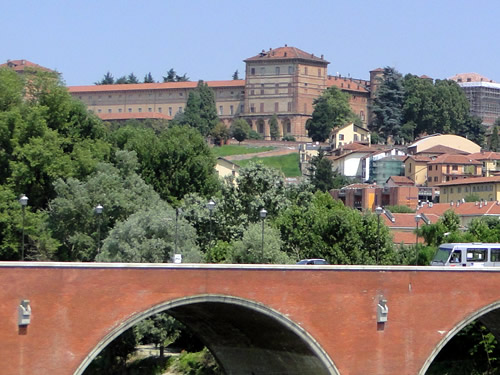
[2,1,498,86]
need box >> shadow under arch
[419,300,500,374]
[75,294,339,375]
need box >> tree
[308,149,334,192]
[370,67,405,144]
[115,76,127,84]
[306,86,354,142]
[182,80,219,137]
[143,72,154,83]
[111,124,219,204]
[95,71,114,85]
[127,73,139,84]
[232,70,239,80]
[490,125,500,152]
[163,68,189,82]
[97,203,202,263]
[229,222,291,264]
[211,122,230,146]
[269,114,279,141]
[463,115,486,148]
[48,151,163,261]
[230,119,251,143]
[134,313,183,358]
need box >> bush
[282,135,296,141]
[384,205,415,213]
[248,130,263,140]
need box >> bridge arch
[419,300,500,374]
[75,294,339,375]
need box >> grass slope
[211,145,274,158]
[238,153,301,177]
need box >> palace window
[276,66,280,75]
[219,106,223,115]
[288,66,293,74]
[230,105,234,115]
[260,103,264,112]
[251,68,255,75]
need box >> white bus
[431,243,500,267]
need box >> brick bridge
[4,262,500,375]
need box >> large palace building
[66,46,376,141]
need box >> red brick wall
[3,263,500,375]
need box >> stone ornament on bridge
[377,297,388,323]
[18,299,31,326]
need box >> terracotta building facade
[65,46,374,141]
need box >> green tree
[371,67,405,143]
[134,313,183,358]
[163,68,189,82]
[143,72,154,83]
[308,149,334,192]
[229,222,291,264]
[433,79,471,135]
[127,73,139,84]
[95,71,114,85]
[269,114,279,141]
[232,70,239,80]
[48,151,163,261]
[182,80,219,137]
[306,86,354,142]
[489,126,499,152]
[115,76,127,84]
[0,68,24,111]
[97,203,202,263]
[230,119,251,143]
[464,115,486,148]
[211,122,230,146]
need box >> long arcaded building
[66,46,375,141]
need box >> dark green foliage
[127,73,139,84]
[95,71,114,85]
[134,313,183,358]
[143,72,155,83]
[308,149,334,191]
[115,76,127,84]
[306,86,354,142]
[370,67,404,144]
[182,81,219,137]
[269,114,279,140]
[282,135,296,141]
[489,126,499,152]
[172,348,222,375]
[232,70,239,80]
[163,68,189,82]
[230,119,251,143]
[464,116,486,148]
[384,205,415,213]
[211,122,230,146]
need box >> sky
[2,1,499,86]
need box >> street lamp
[95,204,103,254]
[19,194,28,261]
[206,199,216,247]
[415,214,422,266]
[260,208,267,260]
[375,206,384,265]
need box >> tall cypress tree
[370,67,405,144]
[182,80,219,137]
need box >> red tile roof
[418,201,500,216]
[417,145,469,155]
[428,154,482,165]
[68,80,245,93]
[468,151,500,161]
[392,231,425,245]
[387,176,415,185]
[244,46,329,64]
[97,112,172,121]
[0,59,53,72]
[326,76,369,93]
[404,155,432,163]
[448,73,496,83]
[436,176,500,186]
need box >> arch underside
[76,295,337,375]
[421,301,500,375]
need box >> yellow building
[437,176,500,203]
[215,157,240,180]
[329,123,371,149]
[404,155,431,185]
[469,151,500,177]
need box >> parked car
[296,259,329,265]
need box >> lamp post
[175,208,182,256]
[375,206,384,265]
[206,199,216,247]
[19,194,28,261]
[415,214,422,266]
[95,204,103,254]
[260,208,267,260]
